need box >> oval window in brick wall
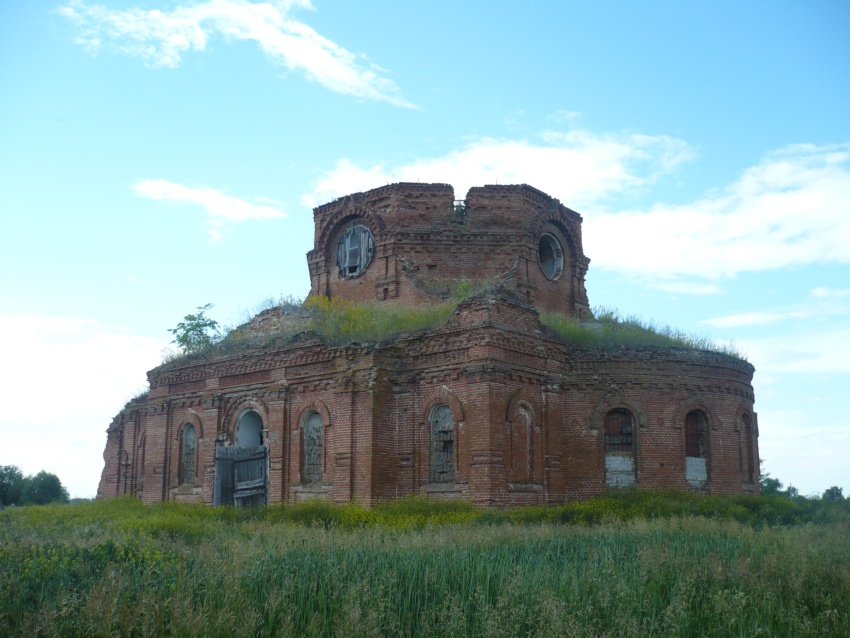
[336,224,375,278]
[538,233,564,281]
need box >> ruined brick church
[98,183,760,506]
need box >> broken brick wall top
[307,183,591,317]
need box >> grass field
[2,492,848,637]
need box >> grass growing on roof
[303,295,455,345]
[541,307,746,360]
[162,291,746,366]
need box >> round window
[538,233,564,281]
[336,224,375,278]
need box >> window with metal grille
[431,404,455,483]
[742,414,754,482]
[604,409,634,453]
[684,411,708,458]
[336,224,375,278]
[511,404,532,482]
[182,425,196,485]
[304,412,323,486]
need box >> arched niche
[236,409,264,448]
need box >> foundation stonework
[98,183,759,505]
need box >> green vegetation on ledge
[541,307,746,361]
[302,295,455,345]
[162,288,745,367]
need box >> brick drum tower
[98,183,760,506]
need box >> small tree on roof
[168,303,221,353]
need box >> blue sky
[1,0,849,498]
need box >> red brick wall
[99,293,759,506]
[97,184,758,506]
[307,183,590,317]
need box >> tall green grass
[303,295,455,345]
[541,307,746,360]
[2,493,848,636]
[163,291,746,367]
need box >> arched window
[685,411,708,458]
[604,409,635,486]
[510,404,532,483]
[742,414,755,483]
[685,410,709,489]
[182,425,196,485]
[431,404,455,483]
[304,412,323,486]
[336,224,374,277]
[236,410,263,448]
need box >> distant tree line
[759,460,844,501]
[0,465,69,508]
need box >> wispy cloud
[704,284,850,329]
[702,310,808,328]
[132,179,285,242]
[653,281,723,296]
[756,410,850,495]
[304,138,850,286]
[585,143,850,279]
[740,324,850,375]
[301,129,693,208]
[812,286,850,299]
[58,0,415,107]
[547,109,581,122]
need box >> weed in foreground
[1,492,848,636]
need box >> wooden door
[213,445,268,507]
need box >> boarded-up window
[304,412,323,486]
[336,225,375,278]
[604,409,635,486]
[431,405,455,483]
[182,425,196,485]
[684,411,708,489]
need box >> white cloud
[58,0,415,107]
[812,286,850,299]
[704,285,850,329]
[0,314,166,498]
[304,137,850,282]
[301,130,693,208]
[739,324,850,375]
[757,409,850,496]
[703,310,807,328]
[547,109,581,122]
[584,143,850,279]
[653,281,722,296]
[133,179,285,241]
